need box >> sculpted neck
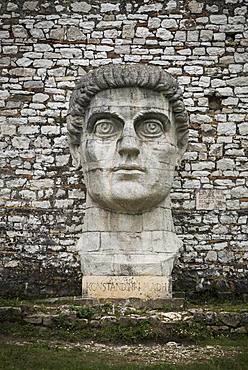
[78,194,181,277]
[82,195,175,233]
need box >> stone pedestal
[82,276,171,299]
[78,199,182,300]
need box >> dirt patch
[4,339,240,365]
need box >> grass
[0,297,247,313]
[187,301,248,313]
[0,297,247,369]
[0,320,162,344]
[0,338,248,370]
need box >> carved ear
[175,140,188,167]
[69,144,82,170]
[176,127,188,166]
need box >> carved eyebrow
[133,111,171,127]
[86,112,124,131]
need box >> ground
[0,298,247,369]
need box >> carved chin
[88,182,169,214]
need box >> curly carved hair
[67,64,188,150]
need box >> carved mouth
[112,165,146,172]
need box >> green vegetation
[0,338,248,370]
[1,296,247,310]
[2,317,246,347]
[0,299,247,345]
[1,298,247,370]
[1,320,158,344]
[187,301,248,313]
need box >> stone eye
[94,120,118,137]
[136,120,164,139]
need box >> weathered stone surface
[23,1,38,10]
[138,4,162,13]
[24,315,43,324]
[100,3,119,12]
[161,19,178,29]
[12,25,28,38]
[188,0,204,14]
[96,21,122,30]
[35,21,54,29]
[33,93,49,103]
[82,276,171,299]
[7,2,18,11]
[67,26,86,41]
[228,77,248,87]
[219,313,241,328]
[0,307,22,322]
[16,57,32,67]
[156,29,173,40]
[11,67,36,77]
[68,65,188,299]
[50,28,65,40]
[122,24,135,39]
[71,1,91,13]
[196,190,226,210]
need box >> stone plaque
[196,189,226,210]
[82,276,171,299]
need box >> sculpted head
[67,64,188,214]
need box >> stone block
[161,19,178,29]
[97,21,122,30]
[34,57,53,67]
[138,4,163,13]
[35,21,54,29]
[0,57,11,67]
[12,25,28,38]
[188,0,204,13]
[30,28,45,38]
[71,1,91,13]
[16,57,32,67]
[184,66,203,75]
[210,15,227,24]
[82,276,171,299]
[3,45,18,54]
[33,93,49,103]
[219,313,241,328]
[136,27,151,38]
[67,26,86,41]
[239,122,248,135]
[217,158,235,170]
[0,307,22,322]
[156,29,173,40]
[0,31,10,39]
[10,68,36,77]
[23,1,38,10]
[148,17,161,29]
[228,77,248,87]
[217,122,236,136]
[101,3,119,12]
[196,190,226,210]
[7,2,18,11]
[50,28,65,40]
[206,251,217,262]
[24,315,43,325]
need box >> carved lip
[112,165,146,172]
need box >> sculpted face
[79,87,179,213]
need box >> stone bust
[68,64,188,300]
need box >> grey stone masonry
[0,0,247,298]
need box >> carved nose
[118,134,140,157]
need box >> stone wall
[0,0,247,297]
[1,302,248,339]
